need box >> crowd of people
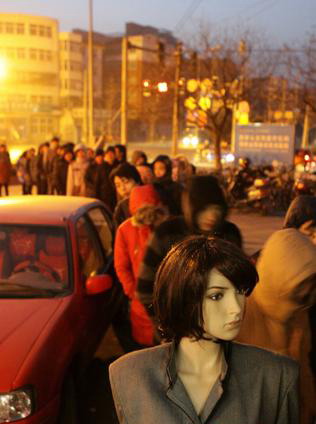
[0,137,315,423]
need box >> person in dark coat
[0,144,11,196]
[53,147,74,195]
[152,154,182,216]
[46,137,60,194]
[136,174,242,320]
[110,163,142,229]
[85,149,117,212]
[36,142,50,195]
[104,146,119,171]
[114,144,127,165]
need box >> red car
[0,196,123,423]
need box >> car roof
[0,196,104,226]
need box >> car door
[74,209,116,359]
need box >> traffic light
[142,79,151,97]
[158,41,165,66]
[157,82,168,93]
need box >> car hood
[0,297,65,391]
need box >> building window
[46,27,52,37]
[30,24,37,35]
[30,49,37,60]
[6,22,14,34]
[16,23,24,34]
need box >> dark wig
[153,235,258,343]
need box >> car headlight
[0,389,33,422]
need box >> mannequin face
[196,205,223,232]
[202,268,246,341]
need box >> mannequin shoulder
[109,343,171,381]
[231,342,299,378]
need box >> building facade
[0,14,60,147]
[0,14,178,152]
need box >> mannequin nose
[227,293,244,316]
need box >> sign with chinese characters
[235,124,295,165]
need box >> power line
[217,0,279,25]
[243,0,280,21]
[174,0,204,33]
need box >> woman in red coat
[114,184,167,349]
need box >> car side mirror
[85,274,113,295]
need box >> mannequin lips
[225,319,242,328]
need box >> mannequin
[109,236,299,424]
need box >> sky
[0,0,315,45]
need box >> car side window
[87,207,113,259]
[75,216,103,279]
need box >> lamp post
[88,0,94,146]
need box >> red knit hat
[129,184,161,215]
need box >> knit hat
[129,184,161,215]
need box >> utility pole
[302,104,310,148]
[230,103,236,153]
[172,43,182,157]
[120,36,128,145]
[88,0,94,146]
[83,69,88,143]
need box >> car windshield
[0,224,70,298]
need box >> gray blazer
[109,341,299,424]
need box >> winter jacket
[85,162,116,212]
[109,341,299,424]
[0,152,11,184]
[53,157,69,195]
[66,158,89,196]
[114,185,164,346]
[237,228,316,424]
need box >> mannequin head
[154,236,258,343]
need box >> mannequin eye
[207,292,223,301]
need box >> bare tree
[184,23,279,170]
